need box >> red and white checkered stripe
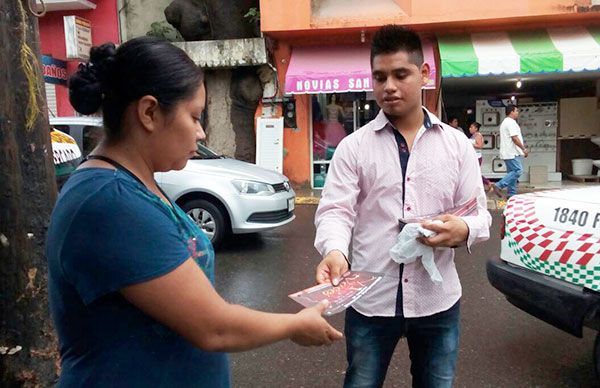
[505,193,600,266]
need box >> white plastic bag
[389,221,443,283]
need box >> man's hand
[418,214,469,248]
[523,148,529,157]
[316,250,349,286]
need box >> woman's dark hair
[471,122,481,131]
[370,25,423,67]
[69,36,204,141]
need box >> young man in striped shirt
[313,25,491,388]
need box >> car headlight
[232,180,275,195]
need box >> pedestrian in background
[468,121,493,193]
[46,36,342,388]
[313,25,491,388]
[492,105,528,199]
[448,116,464,134]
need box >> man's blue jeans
[496,156,523,197]
[343,302,460,388]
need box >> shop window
[312,92,378,188]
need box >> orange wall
[261,0,596,33]
[271,42,311,184]
[260,0,311,32]
[283,95,311,184]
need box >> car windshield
[192,143,223,159]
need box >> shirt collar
[372,107,442,132]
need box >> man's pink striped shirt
[314,108,492,318]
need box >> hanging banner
[64,15,92,60]
[285,39,438,94]
[42,55,67,85]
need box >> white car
[156,144,295,249]
[49,117,296,248]
[487,186,600,376]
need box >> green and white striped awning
[438,27,600,77]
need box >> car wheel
[181,199,228,249]
[595,332,600,380]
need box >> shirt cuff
[323,239,349,260]
[461,216,479,254]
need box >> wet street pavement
[215,205,597,387]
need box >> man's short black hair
[370,25,424,67]
[506,104,518,115]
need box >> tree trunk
[204,0,258,40]
[229,66,262,162]
[164,0,262,162]
[0,1,59,386]
[204,0,261,162]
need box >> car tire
[181,199,229,250]
[595,332,600,380]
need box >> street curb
[295,196,320,205]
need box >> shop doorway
[311,92,378,188]
[441,72,600,183]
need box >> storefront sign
[64,15,92,60]
[285,46,373,94]
[294,77,371,94]
[42,55,67,85]
[285,41,438,94]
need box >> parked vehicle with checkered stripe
[487,186,600,378]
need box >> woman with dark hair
[46,37,342,387]
[468,121,492,192]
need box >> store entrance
[441,72,600,184]
[311,92,378,188]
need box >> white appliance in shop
[256,117,284,173]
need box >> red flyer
[289,271,384,315]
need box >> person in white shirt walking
[493,105,528,198]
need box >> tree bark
[203,0,258,40]
[0,1,59,386]
[229,66,262,162]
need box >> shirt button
[404,278,408,283]
[406,206,411,211]
[406,177,410,182]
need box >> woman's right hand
[290,300,344,346]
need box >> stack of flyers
[289,271,384,316]
[398,197,478,230]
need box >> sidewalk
[293,180,600,210]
